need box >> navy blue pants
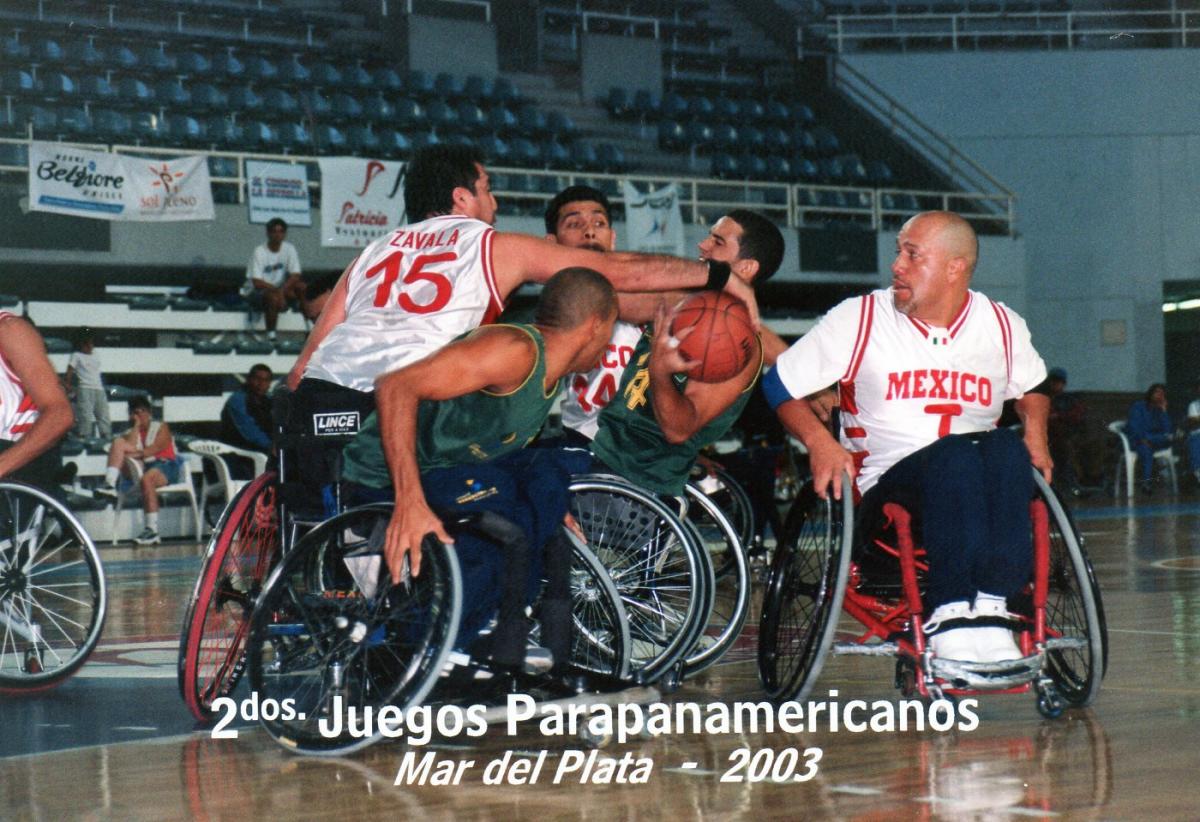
[858,428,1034,611]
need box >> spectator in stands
[100,396,186,545]
[1046,367,1087,496]
[65,328,110,440]
[1127,382,1176,494]
[243,217,304,341]
[1184,380,1200,485]
[220,364,273,479]
[302,272,339,323]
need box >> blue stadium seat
[660,92,688,120]
[516,105,547,138]
[299,88,332,118]
[211,51,245,79]
[191,83,228,112]
[94,109,133,141]
[394,97,427,129]
[866,159,894,185]
[462,74,492,103]
[817,157,844,181]
[206,116,243,147]
[240,120,278,150]
[342,63,373,89]
[275,121,311,149]
[508,137,539,167]
[117,78,155,106]
[2,69,34,95]
[765,155,791,181]
[631,89,658,119]
[791,157,819,181]
[791,127,816,155]
[279,56,311,84]
[684,121,713,149]
[713,96,739,122]
[263,88,298,116]
[817,189,847,208]
[77,38,105,66]
[167,114,206,144]
[657,120,686,150]
[711,123,738,151]
[131,111,168,142]
[110,45,138,71]
[1,36,28,61]
[710,152,738,179]
[736,125,765,153]
[764,100,790,124]
[410,131,440,151]
[595,143,626,173]
[310,62,343,87]
[373,67,403,92]
[790,102,816,126]
[406,70,434,99]
[330,92,364,120]
[0,142,28,166]
[227,85,263,113]
[764,126,791,154]
[379,129,412,158]
[546,110,576,139]
[347,124,380,154]
[540,140,570,168]
[425,100,458,131]
[178,51,212,76]
[140,46,176,74]
[477,134,508,164]
[363,93,394,122]
[736,154,767,180]
[53,105,90,135]
[492,76,520,106]
[434,72,465,100]
[839,154,869,184]
[37,72,77,99]
[244,55,278,82]
[603,86,630,118]
[18,105,56,135]
[311,124,347,152]
[78,74,116,102]
[456,103,487,134]
[688,95,715,119]
[155,79,191,108]
[33,38,65,64]
[811,126,840,155]
[570,141,598,171]
[487,105,517,135]
[737,99,765,123]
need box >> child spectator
[65,329,110,439]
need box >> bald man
[763,211,1052,666]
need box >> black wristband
[705,259,731,291]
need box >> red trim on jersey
[842,295,875,383]
[948,292,973,338]
[905,314,930,338]
[844,426,867,439]
[480,228,504,318]
[989,299,1013,384]
[11,423,32,435]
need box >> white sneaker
[134,527,160,546]
[924,601,978,662]
[972,595,1021,662]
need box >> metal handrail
[1,136,1014,233]
[379,0,493,23]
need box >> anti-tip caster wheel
[1036,684,1065,719]
[579,727,612,749]
[658,663,683,695]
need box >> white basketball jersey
[560,320,643,440]
[772,288,1046,492]
[0,313,38,442]
[304,215,503,392]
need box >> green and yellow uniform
[591,328,762,496]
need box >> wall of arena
[844,49,1200,391]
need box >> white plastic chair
[111,456,202,544]
[1108,420,1178,499]
[187,440,268,533]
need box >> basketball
[668,291,756,383]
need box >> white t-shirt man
[67,350,104,390]
[243,241,301,293]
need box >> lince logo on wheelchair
[757,470,1107,718]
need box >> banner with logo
[126,154,214,222]
[246,160,311,226]
[28,142,214,222]
[622,180,685,257]
[318,157,406,248]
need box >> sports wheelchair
[757,469,1106,717]
[0,481,107,691]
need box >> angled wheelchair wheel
[693,467,754,564]
[681,483,750,678]
[568,476,710,683]
[247,504,461,755]
[178,471,279,720]
[0,481,107,692]
[1032,471,1107,707]
[758,479,853,702]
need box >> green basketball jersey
[341,324,558,489]
[591,327,762,496]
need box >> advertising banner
[247,160,311,226]
[318,157,406,247]
[622,180,685,257]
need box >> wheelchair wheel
[758,480,853,702]
[178,471,279,720]
[568,476,711,683]
[693,467,754,561]
[0,481,107,691]
[533,535,632,679]
[681,483,750,678]
[247,504,461,755]
[1033,471,1107,707]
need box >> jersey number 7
[363,250,456,314]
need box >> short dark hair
[248,363,273,380]
[1146,382,1167,402]
[129,395,152,414]
[404,145,485,221]
[266,217,287,232]
[73,327,94,350]
[544,185,611,235]
[725,209,785,284]
[305,272,339,302]
[535,267,617,330]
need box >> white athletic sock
[267,330,277,340]
[146,512,159,531]
[104,466,120,486]
[974,592,1007,613]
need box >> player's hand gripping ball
[669,291,756,383]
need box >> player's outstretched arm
[374,328,535,582]
[1015,391,1053,483]
[0,317,73,479]
[776,396,855,500]
[287,261,353,390]
[491,233,760,326]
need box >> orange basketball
[669,291,756,383]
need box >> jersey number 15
[364,250,456,314]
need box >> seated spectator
[65,328,111,440]
[1127,382,1176,494]
[243,217,304,341]
[100,396,186,545]
[1185,381,1200,484]
[1046,367,1087,495]
[220,364,274,479]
